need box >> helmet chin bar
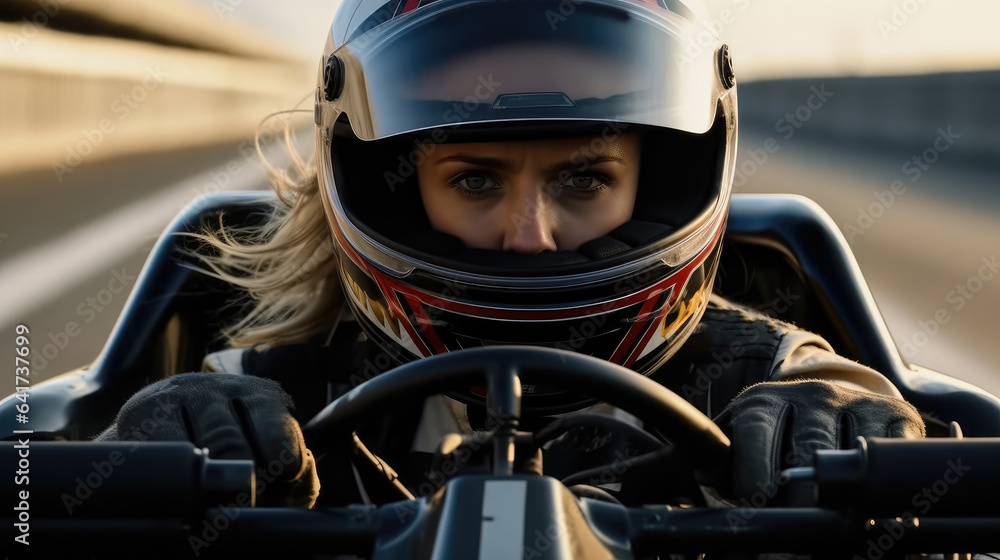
[331,215,724,415]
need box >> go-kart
[4,191,1000,558]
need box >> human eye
[449,172,499,195]
[558,172,611,193]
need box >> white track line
[0,162,271,328]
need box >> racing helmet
[314,0,738,411]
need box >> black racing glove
[713,379,925,502]
[96,373,319,508]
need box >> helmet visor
[331,0,723,140]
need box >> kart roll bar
[3,193,999,441]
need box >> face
[416,133,641,253]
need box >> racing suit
[200,295,915,505]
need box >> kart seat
[4,191,999,439]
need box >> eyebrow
[433,153,628,171]
[434,154,510,167]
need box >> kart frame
[3,191,996,439]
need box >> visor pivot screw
[323,55,346,101]
[719,44,736,89]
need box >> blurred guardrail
[738,70,1000,167]
[0,0,314,178]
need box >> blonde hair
[184,114,344,349]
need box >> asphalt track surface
[1,129,998,401]
[735,126,1000,396]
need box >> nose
[502,186,558,254]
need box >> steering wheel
[304,346,729,479]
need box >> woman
[99,0,924,509]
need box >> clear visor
[331,0,722,140]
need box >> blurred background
[1,0,998,395]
